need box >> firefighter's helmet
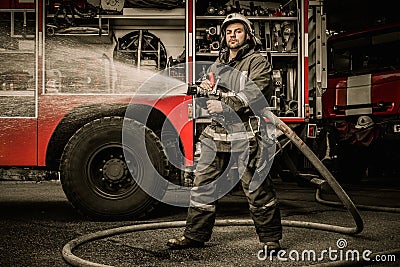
[221,13,254,35]
[355,115,374,129]
[220,13,261,49]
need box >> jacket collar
[219,44,256,65]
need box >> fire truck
[305,21,400,182]
[2,0,396,220]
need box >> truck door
[0,1,37,165]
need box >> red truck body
[323,23,400,119]
[323,70,400,118]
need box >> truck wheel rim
[86,144,143,200]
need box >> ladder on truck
[308,0,327,120]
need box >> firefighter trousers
[184,136,283,243]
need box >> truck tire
[60,116,168,220]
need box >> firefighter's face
[225,22,247,50]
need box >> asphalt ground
[0,178,399,267]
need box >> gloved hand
[206,99,223,114]
[195,78,213,96]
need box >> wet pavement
[0,178,399,266]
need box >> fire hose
[316,188,400,213]
[62,95,399,266]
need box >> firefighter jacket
[200,43,273,153]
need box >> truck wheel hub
[103,159,127,181]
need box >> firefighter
[167,13,283,253]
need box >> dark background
[325,0,399,32]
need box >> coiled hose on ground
[62,112,399,267]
